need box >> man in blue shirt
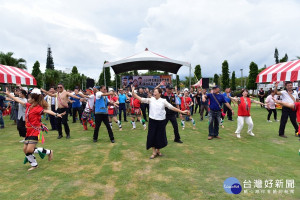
[118,89,127,122]
[222,88,233,121]
[202,86,234,140]
[70,88,83,123]
[0,94,6,129]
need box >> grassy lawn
[0,105,299,200]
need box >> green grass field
[0,105,299,200]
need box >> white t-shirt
[141,97,174,120]
[84,95,95,112]
[280,90,298,103]
[96,91,103,99]
[265,95,278,109]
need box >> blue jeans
[0,110,4,128]
[208,110,221,136]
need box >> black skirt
[146,118,168,150]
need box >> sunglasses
[57,87,63,88]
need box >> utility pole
[240,69,244,88]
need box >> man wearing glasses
[42,83,81,139]
[93,85,115,143]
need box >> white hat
[108,88,114,92]
[31,88,41,95]
[184,88,189,92]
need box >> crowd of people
[1,80,300,170]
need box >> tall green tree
[247,62,259,90]
[231,71,236,91]
[213,74,219,86]
[194,64,202,81]
[46,46,54,70]
[0,51,27,69]
[133,70,138,75]
[31,61,42,88]
[279,53,288,63]
[71,66,78,74]
[44,69,60,89]
[274,48,279,64]
[221,60,230,90]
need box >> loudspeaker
[202,78,209,89]
[86,79,95,88]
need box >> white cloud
[136,0,300,78]
[0,0,300,83]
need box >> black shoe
[174,139,183,143]
[72,121,76,123]
[111,139,115,143]
[279,135,287,138]
[200,118,203,121]
[66,135,70,139]
[93,139,97,142]
[228,119,233,121]
[57,135,63,139]
[124,120,128,122]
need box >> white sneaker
[275,120,280,122]
[248,132,255,136]
[236,133,241,138]
[267,120,272,122]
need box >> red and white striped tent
[0,64,36,85]
[256,60,300,83]
[192,78,202,87]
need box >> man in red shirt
[180,89,195,130]
[129,94,146,130]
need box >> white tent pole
[116,73,117,90]
[103,66,106,87]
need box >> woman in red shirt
[4,88,65,171]
[180,90,196,130]
[230,89,265,138]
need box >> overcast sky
[1,0,300,80]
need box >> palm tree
[0,52,27,69]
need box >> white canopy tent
[103,48,192,88]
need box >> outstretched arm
[251,100,266,106]
[131,85,142,102]
[274,82,282,95]
[4,88,26,106]
[41,88,56,97]
[44,110,66,118]
[273,98,294,109]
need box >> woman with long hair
[4,87,65,171]
[131,85,188,159]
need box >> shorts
[108,108,118,117]
[82,110,92,120]
[130,108,142,117]
[24,136,38,144]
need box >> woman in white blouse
[131,85,188,159]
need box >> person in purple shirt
[202,85,234,140]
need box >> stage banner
[121,75,172,89]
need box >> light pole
[240,69,243,88]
